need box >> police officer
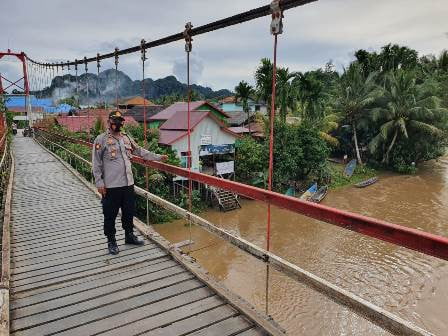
[92,111,167,255]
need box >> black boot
[125,232,144,245]
[107,238,119,255]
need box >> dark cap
[109,110,125,121]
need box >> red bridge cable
[267,34,278,253]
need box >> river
[154,158,448,335]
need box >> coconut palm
[318,113,340,147]
[369,70,446,164]
[276,68,298,123]
[234,81,255,132]
[337,63,379,164]
[255,58,273,114]
[294,71,328,123]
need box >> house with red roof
[154,103,240,176]
[149,101,229,129]
[56,114,138,133]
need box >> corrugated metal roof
[158,130,188,145]
[119,96,155,106]
[228,126,250,134]
[127,105,165,122]
[150,101,229,121]
[160,111,209,130]
[56,115,137,132]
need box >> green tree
[369,70,447,165]
[234,81,255,131]
[58,96,80,108]
[235,136,267,184]
[337,63,379,164]
[295,71,328,123]
[255,58,274,113]
[276,68,297,123]
[269,121,329,187]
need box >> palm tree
[295,71,328,123]
[369,70,445,164]
[234,81,255,132]
[337,63,379,164]
[276,68,298,123]
[318,113,340,147]
[255,58,273,114]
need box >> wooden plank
[10,232,122,255]
[12,266,189,322]
[11,241,151,274]
[12,256,172,300]
[11,227,112,250]
[188,315,253,336]
[28,281,211,336]
[11,225,107,245]
[187,316,255,336]
[99,296,225,336]
[11,235,124,260]
[11,220,101,237]
[12,274,200,335]
[140,304,238,336]
[11,225,102,244]
[0,289,9,336]
[11,258,176,308]
[237,328,268,336]
[11,244,158,280]
[11,250,167,293]
[12,238,126,266]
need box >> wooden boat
[355,177,378,188]
[300,183,317,200]
[344,159,357,178]
[310,186,328,203]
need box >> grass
[328,162,379,189]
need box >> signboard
[216,161,234,175]
[200,134,212,145]
[200,144,234,156]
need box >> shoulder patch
[95,143,101,150]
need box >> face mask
[110,120,123,132]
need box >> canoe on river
[355,177,379,188]
[310,186,328,203]
[300,183,317,200]
[344,159,357,178]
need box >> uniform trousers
[102,185,135,240]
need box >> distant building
[218,96,267,116]
[56,111,138,133]
[118,96,155,110]
[125,105,165,124]
[4,95,75,114]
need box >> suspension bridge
[1,0,448,335]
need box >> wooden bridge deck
[9,135,268,336]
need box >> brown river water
[154,158,448,336]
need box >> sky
[1,0,447,92]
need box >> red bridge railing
[36,127,448,261]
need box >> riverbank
[329,162,379,189]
